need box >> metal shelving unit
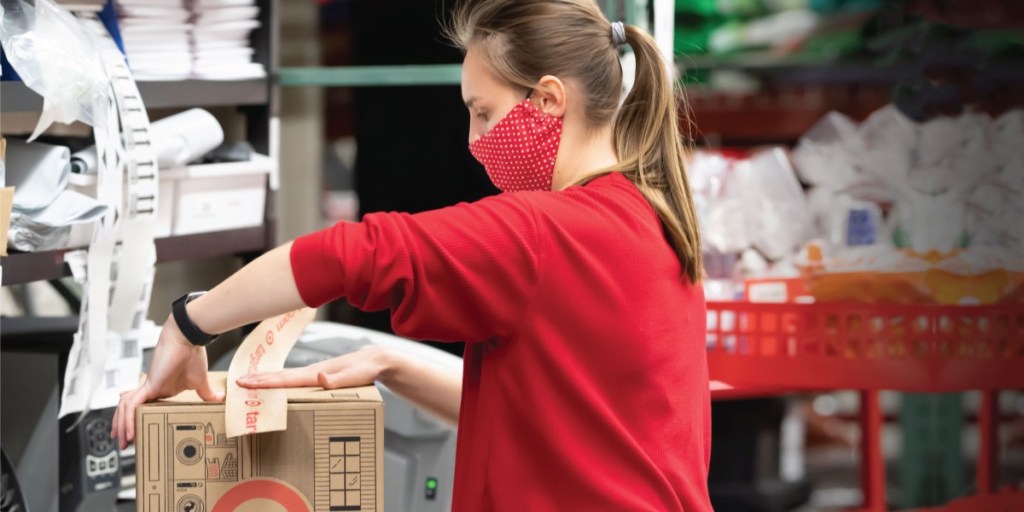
[675,19,1024,144]
[279,64,462,87]
[1,227,270,286]
[276,1,645,89]
[680,53,1024,85]
[0,1,279,284]
[0,2,279,510]
[1,79,270,113]
[679,47,1024,144]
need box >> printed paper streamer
[225,308,317,437]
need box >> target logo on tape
[211,479,312,512]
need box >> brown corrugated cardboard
[135,372,383,512]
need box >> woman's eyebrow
[464,96,478,108]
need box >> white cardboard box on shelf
[171,155,270,236]
[66,153,272,246]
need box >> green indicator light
[426,478,438,490]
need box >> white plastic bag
[792,111,864,191]
[859,105,917,192]
[0,0,113,139]
[736,148,813,260]
[993,109,1024,161]
[687,151,751,254]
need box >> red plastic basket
[705,301,1024,511]
[706,302,1024,393]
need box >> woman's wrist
[184,293,222,337]
[375,347,405,386]
[165,313,198,349]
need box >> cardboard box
[172,155,271,236]
[135,373,383,512]
[65,153,273,247]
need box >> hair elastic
[611,21,627,48]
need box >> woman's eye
[476,112,489,122]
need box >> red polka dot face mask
[468,98,564,192]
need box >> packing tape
[224,308,317,438]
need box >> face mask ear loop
[525,88,544,112]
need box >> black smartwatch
[172,292,220,346]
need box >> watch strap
[172,292,219,347]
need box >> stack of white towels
[115,0,193,80]
[55,0,107,13]
[192,0,264,79]
[114,0,265,81]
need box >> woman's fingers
[195,375,226,402]
[124,388,151,447]
[118,393,133,449]
[317,368,374,390]
[236,367,319,389]
[318,370,348,390]
[112,395,124,445]
[317,348,391,389]
[115,388,140,450]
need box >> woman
[113,1,711,509]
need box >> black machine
[2,447,30,512]
[1,316,120,512]
[58,408,120,512]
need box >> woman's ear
[533,75,567,118]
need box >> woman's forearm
[381,352,462,427]
[185,242,307,335]
[181,241,463,425]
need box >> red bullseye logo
[211,479,311,512]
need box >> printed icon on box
[208,458,220,479]
[220,453,238,480]
[210,479,311,512]
[205,422,236,447]
[202,422,239,482]
[177,495,204,512]
[177,439,203,465]
[329,436,362,511]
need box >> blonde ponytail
[614,26,703,284]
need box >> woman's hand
[109,242,310,449]
[111,316,224,450]
[238,345,462,427]
[236,345,396,390]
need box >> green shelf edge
[277,64,463,87]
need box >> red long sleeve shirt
[290,172,711,511]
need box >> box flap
[151,371,382,405]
